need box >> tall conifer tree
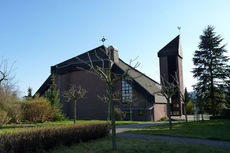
[192,25,229,116]
[46,73,60,107]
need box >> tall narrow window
[122,79,132,103]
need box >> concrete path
[115,120,185,133]
[116,121,170,133]
[172,114,210,121]
[115,121,230,148]
[118,133,230,148]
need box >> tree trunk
[167,98,172,130]
[74,101,76,124]
[209,61,215,117]
[109,85,117,150]
[108,101,110,121]
[201,111,204,121]
[211,78,215,116]
[184,103,188,123]
[130,103,132,121]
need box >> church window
[122,79,132,103]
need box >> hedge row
[210,109,230,120]
[0,122,110,153]
[210,116,230,120]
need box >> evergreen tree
[225,87,230,108]
[184,88,190,103]
[192,25,229,116]
[46,74,60,107]
[224,80,230,109]
[27,87,32,98]
[45,73,65,121]
[24,87,32,100]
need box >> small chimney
[108,45,119,63]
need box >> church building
[36,35,184,121]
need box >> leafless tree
[0,59,9,85]
[159,76,177,130]
[180,90,188,123]
[121,58,140,121]
[75,46,139,150]
[0,58,17,103]
[0,58,16,87]
[173,74,189,123]
[126,98,133,121]
[97,90,121,121]
[0,58,20,125]
[63,85,87,124]
[122,87,140,121]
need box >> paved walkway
[116,121,171,133]
[172,114,210,121]
[118,133,230,147]
[115,121,230,148]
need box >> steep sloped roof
[35,45,166,103]
[115,59,161,95]
[115,59,166,103]
[53,45,108,69]
[50,45,111,74]
[158,35,183,58]
[35,75,51,96]
[36,45,107,95]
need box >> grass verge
[45,137,230,153]
[127,119,230,141]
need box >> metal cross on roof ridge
[100,36,107,45]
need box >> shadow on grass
[126,120,230,141]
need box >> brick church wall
[56,71,108,120]
[154,103,167,121]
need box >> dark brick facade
[36,45,170,121]
[56,71,108,120]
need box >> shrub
[0,86,21,124]
[50,106,66,121]
[159,117,168,121]
[186,101,194,115]
[0,110,11,127]
[221,109,230,118]
[22,97,55,123]
[7,103,22,123]
[0,122,110,153]
[114,108,126,121]
[210,116,230,119]
[210,109,230,119]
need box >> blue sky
[0,0,230,97]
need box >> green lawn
[127,120,230,141]
[0,120,153,134]
[45,137,230,153]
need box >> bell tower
[158,35,184,116]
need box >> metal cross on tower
[177,26,181,35]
